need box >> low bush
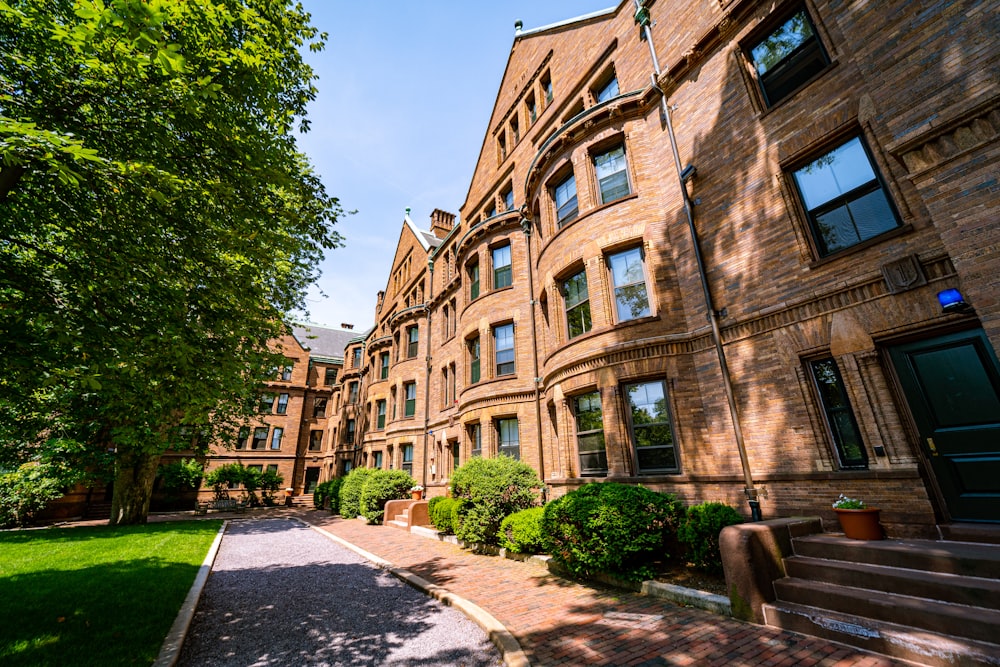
[359,470,415,524]
[450,455,541,546]
[427,496,454,533]
[158,458,204,493]
[0,463,70,528]
[204,463,244,500]
[314,478,344,513]
[499,507,546,554]
[678,502,744,573]
[338,468,373,518]
[542,482,685,582]
[259,469,284,506]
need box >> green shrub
[499,507,546,554]
[450,456,541,546]
[204,463,244,500]
[158,458,204,492]
[314,478,344,512]
[259,469,284,507]
[359,470,415,524]
[338,467,375,518]
[0,463,70,528]
[678,502,744,573]
[427,496,453,533]
[542,482,685,582]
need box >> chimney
[341,323,354,330]
[429,208,456,239]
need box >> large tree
[0,0,342,524]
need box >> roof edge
[514,6,617,39]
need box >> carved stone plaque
[881,255,927,294]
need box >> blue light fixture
[937,288,970,313]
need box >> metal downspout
[634,1,761,520]
[520,212,546,491]
[422,259,435,488]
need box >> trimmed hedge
[313,478,344,513]
[499,506,546,554]
[450,456,541,546]
[359,470,415,524]
[338,468,373,519]
[678,502,744,573]
[542,482,685,582]
[428,496,460,534]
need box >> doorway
[890,329,1000,522]
[303,467,320,494]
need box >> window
[608,247,651,321]
[258,394,274,414]
[404,381,416,417]
[407,325,419,358]
[810,358,868,468]
[469,423,482,458]
[402,444,414,475]
[266,464,278,474]
[497,133,507,163]
[492,244,512,289]
[594,71,619,103]
[791,136,901,257]
[494,323,515,376]
[468,261,480,300]
[502,186,514,212]
[236,427,249,450]
[541,70,553,104]
[373,451,383,469]
[510,116,519,144]
[442,305,450,340]
[526,92,537,123]
[352,348,362,368]
[376,399,386,429]
[554,172,578,226]
[390,387,397,419]
[270,427,283,450]
[309,429,323,451]
[348,381,359,404]
[562,269,592,339]
[496,418,520,460]
[574,391,608,475]
[313,397,327,418]
[380,352,390,379]
[251,427,268,450]
[593,144,630,204]
[451,441,460,473]
[280,364,293,381]
[325,368,338,385]
[345,418,355,445]
[468,336,481,383]
[748,8,829,107]
[449,363,456,407]
[486,202,497,219]
[625,380,678,473]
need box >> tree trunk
[109,449,161,525]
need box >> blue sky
[292,1,618,331]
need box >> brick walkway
[301,511,905,667]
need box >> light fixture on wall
[937,288,972,314]
[680,164,697,183]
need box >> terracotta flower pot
[834,508,883,540]
[411,490,423,500]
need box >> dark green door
[890,329,1000,522]
[304,467,320,494]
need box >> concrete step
[763,601,1000,667]
[772,578,1000,645]
[939,523,1000,546]
[387,520,408,530]
[792,534,1000,579]
[784,555,1000,611]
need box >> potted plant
[832,494,883,540]
[410,484,424,500]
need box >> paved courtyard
[301,511,907,667]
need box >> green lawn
[0,520,222,666]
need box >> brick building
[330,0,999,537]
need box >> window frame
[493,323,515,377]
[744,5,831,108]
[573,391,608,476]
[468,335,481,384]
[308,429,323,451]
[789,134,902,258]
[552,170,578,227]
[468,260,480,300]
[468,422,482,458]
[345,418,356,445]
[407,325,419,358]
[269,427,283,450]
[809,357,869,468]
[324,368,338,385]
[348,381,359,404]
[561,267,592,340]
[592,142,631,205]
[376,399,386,429]
[403,381,416,417]
[258,393,275,414]
[251,426,268,451]
[275,393,289,415]
[496,418,520,460]
[312,397,327,418]
[624,379,680,474]
[607,245,652,322]
[492,243,512,290]
[592,67,620,103]
[380,352,390,379]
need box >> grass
[0,520,222,666]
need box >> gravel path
[177,518,501,666]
